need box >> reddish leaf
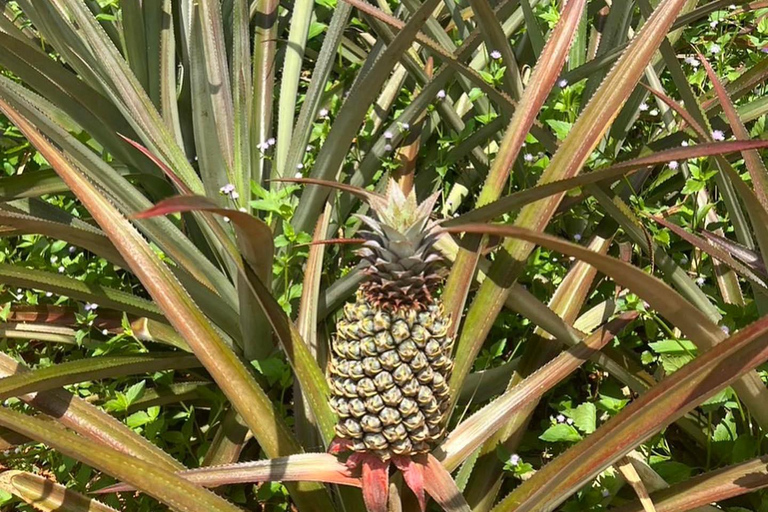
[393,456,426,512]
[422,454,470,512]
[118,134,194,195]
[361,456,390,512]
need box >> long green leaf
[0,470,119,512]
[0,409,243,512]
[0,354,199,400]
[448,0,692,405]
[0,95,334,511]
[492,313,768,512]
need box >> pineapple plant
[329,181,453,461]
[2,1,768,512]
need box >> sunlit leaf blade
[0,352,184,472]
[423,454,471,512]
[492,314,768,512]
[445,140,768,226]
[444,0,587,334]
[445,224,768,428]
[0,409,242,512]
[97,453,361,493]
[136,196,337,444]
[612,455,768,512]
[0,264,164,321]
[649,215,768,289]
[0,470,119,512]
[0,354,199,400]
[0,95,334,511]
[449,0,696,405]
[436,313,637,471]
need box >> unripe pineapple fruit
[328,181,453,461]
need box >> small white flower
[401,122,410,130]
[294,172,303,178]
[296,163,304,169]
[573,233,582,241]
[729,4,737,9]
[384,131,393,139]
[436,89,446,99]
[558,78,568,88]
[696,276,706,286]
[318,108,329,118]
[68,246,77,254]
[230,191,240,200]
[267,137,276,146]
[306,144,313,152]
[669,160,679,170]
[649,108,659,116]
[384,144,393,151]
[15,288,21,294]
[680,256,689,265]
[490,50,502,60]
[685,56,700,67]
[639,102,649,111]
[223,216,231,223]
[556,414,566,423]
[85,303,98,311]
[721,325,730,335]
[712,130,725,141]
[710,20,718,28]
[238,207,247,212]
[45,292,53,297]
[257,141,269,151]
[50,256,58,263]
[58,266,65,273]
[523,153,534,162]
[601,489,611,498]
[566,417,574,425]
[508,454,521,466]
[219,183,236,195]
[681,141,689,147]
[102,329,109,336]
[710,43,721,55]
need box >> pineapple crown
[355,181,444,310]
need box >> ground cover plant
[1,0,768,510]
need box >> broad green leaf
[570,403,597,434]
[0,408,242,512]
[539,424,582,443]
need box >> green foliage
[0,1,767,511]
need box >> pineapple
[328,181,453,461]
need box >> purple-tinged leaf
[393,456,426,512]
[613,455,768,512]
[362,456,390,512]
[700,230,768,278]
[699,51,768,209]
[423,454,471,512]
[445,140,768,226]
[488,315,768,511]
[97,453,361,493]
[649,215,767,288]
